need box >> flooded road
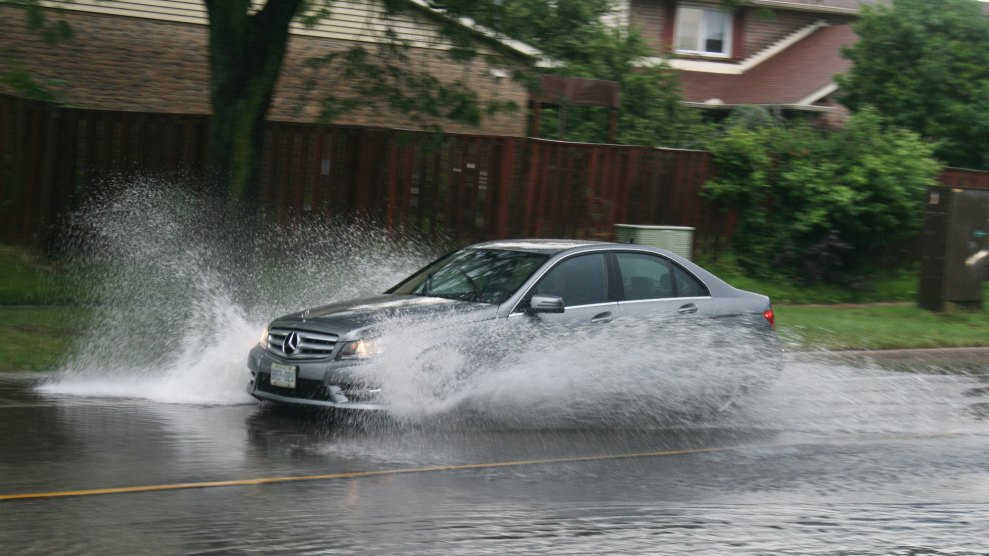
[2,353,988,555]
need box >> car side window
[533,254,608,307]
[616,253,675,300]
[673,264,709,297]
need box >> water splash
[353,312,780,427]
[40,178,440,405]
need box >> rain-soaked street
[2,351,988,555]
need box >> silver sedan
[247,240,780,412]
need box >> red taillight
[763,307,776,330]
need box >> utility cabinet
[614,224,694,260]
[918,186,989,311]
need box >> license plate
[270,363,297,389]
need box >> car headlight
[258,326,269,350]
[336,338,381,360]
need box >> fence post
[386,139,398,230]
[354,129,375,215]
[493,138,515,238]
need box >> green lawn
[697,253,925,304]
[776,303,989,351]
[0,245,92,306]
[0,306,91,371]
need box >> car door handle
[678,303,699,315]
[590,312,614,323]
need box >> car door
[614,251,713,319]
[526,252,618,324]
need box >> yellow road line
[0,432,959,502]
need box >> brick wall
[0,6,528,136]
[630,0,668,53]
[742,10,855,59]
[629,1,856,61]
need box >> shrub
[702,108,941,285]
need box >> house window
[675,5,732,57]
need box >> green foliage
[695,251,924,304]
[0,307,91,370]
[303,38,517,132]
[1,0,73,102]
[702,108,941,285]
[0,244,92,305]
[3,0,75,43]
[431,0,701,147]
[300,0,696,141]
[838,0,989,169]
[0,61,63,102]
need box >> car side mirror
[529,294,565,314]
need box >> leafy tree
[703,108,941,285]
[435,0,700,147]
[206,0,528,206]
[204,0,305,206]
[838,0,989,169]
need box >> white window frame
[674,4,733,58]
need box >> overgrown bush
[702,108,941,286]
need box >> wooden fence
[1,93,727,248]
[940,167,989,190]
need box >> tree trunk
[204,0,303,209]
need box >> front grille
[267,328,338,359]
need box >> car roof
[469,239,606,255]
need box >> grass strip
[776,303,989,351]
[0,245,93,306]
[0,307,92,371]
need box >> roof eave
[797,82,840,106]
[682,102,838,113]
[745,1,862,15]
[406,0,551,64]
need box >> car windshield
[389,249,548,305]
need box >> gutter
[745,0,864,15]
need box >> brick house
[0,0,542,136]
[625,0,884,125]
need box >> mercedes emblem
[282,332,301,356]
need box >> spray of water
[358,312,779,428]
[40,178,440,405]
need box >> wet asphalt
[1,352,988,555]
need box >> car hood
[270,294,498,338]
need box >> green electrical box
[614,224,694,260]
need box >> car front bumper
[246,345,386,411]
